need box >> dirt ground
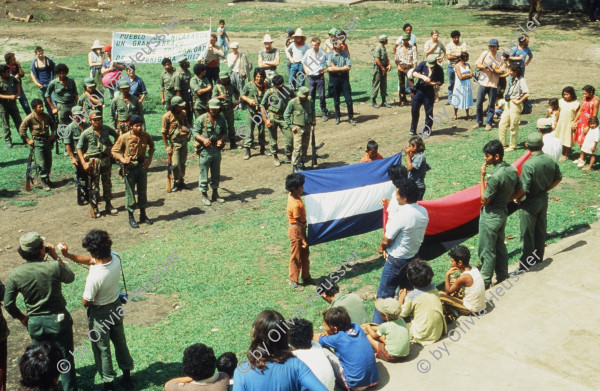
[1,0,598,388]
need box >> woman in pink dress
[572,85,599,148]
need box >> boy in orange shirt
[286,173,313,291]
[360,140,383,162]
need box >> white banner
[111,30,211,64]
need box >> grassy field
[1,2,598,389]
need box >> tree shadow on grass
[472,8,590,33]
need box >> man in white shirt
[375,178,429,324]
[60,230,134,391]
[537,120,562,162]
[302,37,329,122]
[446,30,467,105]
[286,28,310,90]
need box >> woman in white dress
[451,52,474,120]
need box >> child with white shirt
[578,116,599,171]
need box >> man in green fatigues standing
[112,115,154,228]
[514,133,562,269]
[62,106,90,205]
[77,77,104,116]
[174,58,194,126]
[479,139,522,288]
[161,96,191,192]
[241,68,269,161]
[262,74,295,165]
[46,63,78,125]
[111,81,143,134]
[160,58,177,110]
[212,70,239,149]
[19,99,57,191]
[371,35,392,108]
[284,86,315,173]
[77,110,120,217]
[190,63,212,120]
[0,64,22,148]
[193,99,227,206]
[4,232,78,391]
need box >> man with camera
[4,232,78,391]
[59,230,134,391]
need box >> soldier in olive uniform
[212,70,240,149]
[0,64,22,148]
[62,106,91,205]
[77,77,104,116]
[190,63,212,120]
[46,63,78,126]
[77,110,120,217]
[284,86,316,173]
[262,74,295,166]
[514,133,562,269]
[174,58,194,126]
[241,68,269,160]
[479,139,522,288]
[161,96,191,192]
[371,35,392,108]
[160,58,177,110]
[112,115,155,228]
[111,80,143,134]
[19,99,57,191]
[193,99,227,206]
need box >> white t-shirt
[227,53,240,73]
[385,203,429,259]
[292,342,336,391]
[542,132,562,162]
[582,127,599,155]
[462,268,486,312]
[82,252,122,306]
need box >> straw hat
[91,40,102,50]
[263,34,274,43]
[292,28,305,38]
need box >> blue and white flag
[302,153,403,246]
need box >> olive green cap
[171,96,186,107]
[526,132,543,147]
[118,80,130,89]
[20,232,43,252]
[83,77,96,87]
[402,33,410,40]
[297,86,309,98]
[208,98,221,109]
[426,54,438,66]
[89,110,102,119]
[329,28,338,36]
[71,106,85,115]
[219,70,231,79]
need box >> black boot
[211,189,225,203]
[128,211,139,228]
[105,202,118,215]
[119,370,134,391]
[103,381,116,391]
[139,209,153,225]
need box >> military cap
[329,28,338,36]
[297,86,309,98]
[219,70,231,79]
[20,232,43,252]
[402,33,411,40]
[118,80,130,89]
[89,110,102,119]
[171,96,186,107]
[71,106,85,115]
[526,132,543,147]
[208,98,221,109]
[83,77,96,87]
[426,54,438,66]
[129,115,144,125]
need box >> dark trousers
[308,74,327,115]
[591,0,600,20]
[447,64,457,98]
[476,86,497,126]
[0,338,5,391]
[373,254,416,324]
[18,85,32,115]
[410,90,434,134]
[330,73,354,120]
[206,66,219,85]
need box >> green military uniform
[519,135,562,265]
[174,67,194,125]
[19,112,57,179]
[46,77,78,125]
[111,130,155,213]
[212,76,239,143]
[160,69,177,109]
[62,109,91,204]
[284,87,314,168]
[192,111,227,193]
[190,74,211,118]
[4,232,77,391]
[0,74,22,144]
[241,81,268,149]
[77,123,119,204]
[162,101,190,185]
[110,94,143,133]
[262,86,295,159]
[371,38,390,104]
[479,161,522,288]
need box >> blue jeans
[447,64,456,99]
[476,86,497,126]
[410,90,434,134]
[373,254,416,324]
[289,62,305,90]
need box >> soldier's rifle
[87,160,99,218]
[25,148,39,192]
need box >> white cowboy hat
[91,40,103,50]
[292,28,305,38]
[263,34,274,43]
[230,42,240,49]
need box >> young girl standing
[578,116,599,170]
[404,136,429,200]
[555,86,580,161]
[572,85,599,149]
[451,52,474,120]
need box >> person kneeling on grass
[286,173,314,290]
[399,260,447,346]
[362,298,410,363]
[439,245,486,322]
[164,343,229,391]
[290,319,336,391]
[319,280,370,325]
[314,307,379,391]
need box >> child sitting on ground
[438,245,486,322]
[290,319,336,391]
[216,352,237,391]
[399,260,447,346]
[320,280,371,325]
[164,343,229,390]
[360,140,383,162]
[362,298,410,362]
[403,136,430,200]
[577,116,599,171]
[314,307,379,391]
